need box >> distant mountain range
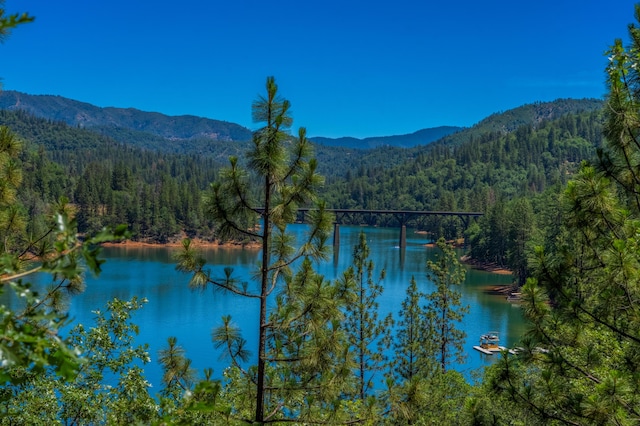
[0,91,462,149]
[309,127,463,149]
[0,90,604,151]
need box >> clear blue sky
[1,0,638,138]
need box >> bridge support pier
[399,225,406,248]
[333,223,340,246]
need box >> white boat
[473,331,506,355]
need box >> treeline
[1,106,603,248]
[322,110,602,245]
[1,110,220,242]
[324,110,602,211]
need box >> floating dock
[473,345,507,355]
[474,331,505,355]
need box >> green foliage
[391,277,435,382]
[0,109,220,243]
[0,297,158,424]
[0,95,605,246]
[466,194,541,285]
[177,77,347,424]
[384,369,471,425]
[321,107,603,244]
[0,2,33,45]
[426,237,468,372]
[340,231,392,402]
[486,6,640,423]
[384,243,472,425]
[0,122,129,386]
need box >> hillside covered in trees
[0,96,603,251]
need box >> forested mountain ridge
[0,91,601,153]
[0,90,460,150]
[436,98,603,147]
[0,90,254,142]
[0,96,605,245]
[321,108,604,231]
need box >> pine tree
[176,77,345,423]
[386,254,470,424]
[392,277,434,382]
[488,5,640,423]
[425,237,468,372]
[340,231,392,401]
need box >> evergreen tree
[506,197,536,286]
[425,237,468,372]
[340,231,392,401]
[176,77,346,423]
[489,6,640,423]
[386,259,470,424]
[0,1,33,45]
[392,277,434,382]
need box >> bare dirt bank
[101,238,260,250]
[459,255,513,275]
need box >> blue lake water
[20,225,526,390]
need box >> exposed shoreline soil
[101,237,261,250]
[459,255,513,275]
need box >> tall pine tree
[176,77,348,423]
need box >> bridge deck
[293,209,483,247]
[297,208,483,216]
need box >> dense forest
[4,1,640,423]
[0,100,603,245]
[0,98,605,290]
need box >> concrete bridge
[295,209,483,248]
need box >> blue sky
[1,0,638,138]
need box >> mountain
[0,90,253,142]
[310,126,463,149]
[437,98,604,147]
[0,94,607,243]
[0,90,463,149]
[0,91,604,156]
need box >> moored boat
[473,331,506,355]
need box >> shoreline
[102,239,512,275]
[459,255,513,275]
[101,238,261,250]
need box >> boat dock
[473,345,507,355]
[473,331,506,355]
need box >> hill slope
[0,92,603,154]
[0,97,606,243]
[438,98,604,147]
[0,90,253,142]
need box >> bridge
[294,209,483,248]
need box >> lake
[22,225,526,390]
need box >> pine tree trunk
[255,175,271,424]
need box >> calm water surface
[30,225,526,389]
